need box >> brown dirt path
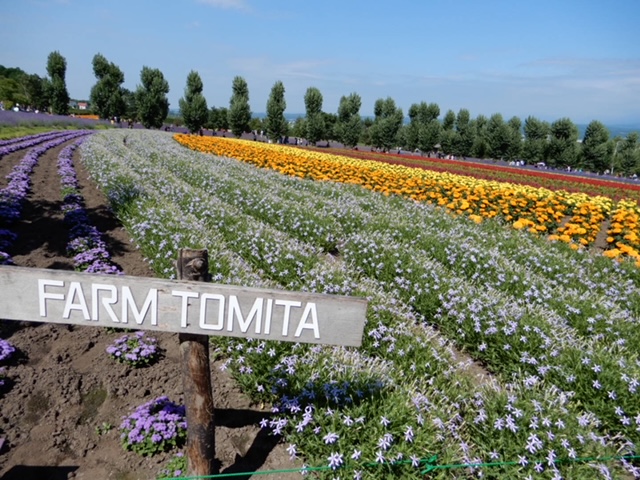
[0,137,301,480]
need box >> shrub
[106,331,160,367]
[120,396,187,456]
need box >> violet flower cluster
[119,396,187,456]
[0,339,15,362]
[0,339,15,390]
[106,331,160,368]
[0,130,92,264]
[57,139,122,274]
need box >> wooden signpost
[0,251,368,475]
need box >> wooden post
[177,248,216,475]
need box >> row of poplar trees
[153,64,640,176]
[15,52,640,176]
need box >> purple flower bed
[119,396,187,456]
[57,139,122,274]
[0,130,92,264]
[0,130,81,158]
[0,109,112,129]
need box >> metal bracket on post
[177,248,216,475]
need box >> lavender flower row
[0,129,78,150]
[57,139,121,274]
[0,130,92,264]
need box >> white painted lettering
[264,298,273,334]
[63,281,90,320]
[91,284,119,322]
[228,296,263,333]
[294,302,320,338]
[275,299,301,336]
[199,293,225,330]
[172,290,199,327]
[38,279,64,317]
[121,287,158,325]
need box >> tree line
[1,51,639,176]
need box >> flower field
[313,147,640,203]
[174,135,640,267]
[73,129,640,479]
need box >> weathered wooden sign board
[0,265,367,347]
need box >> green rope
[159,453,640,479]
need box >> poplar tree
[135,66,170,129]
[581,120,612,173]
[179,70,208,133]
[228,76,251,137]
[335,93,362,149]
[265,80,287,142]
[547,118,579,168]
[46,51,70,115]
[304,86,324,145]
[369,97,403,152]
[522,116,550,164]
[89,53,126,120]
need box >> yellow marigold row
[604,200,640,262]
[173,134,640,265]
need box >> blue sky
[1,0,639,124]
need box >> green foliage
[442,109,456,131]
[158,452,187,479]
[471,114,490,158]
[228,76,251,137]
[617,132,640,175]
[304,86,323,116]
[581,120,612,173]
[135,66,170,129]
[486,113,511,160]
[304,86,324,145]
[46,51,69,115]
[335,93,362,148]
[406,102,440,153]
[95,422,113,436]
[370,97,403,151]
[547,117,579,168]
[504,116,523,160]
[453,108,474,157]
[522,116,549,164]
[178,70,208,133]
[0,69,48,111]
[165,115,183,127]
[265,80,287,142]
[207,106,229,130]
[0,77,27,106]
[321,112,337,142]
[248,116,264,133]
[290,116,306,138]
[439,128,456,155]
[90,53,126,120]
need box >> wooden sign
[0,265,368,347]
